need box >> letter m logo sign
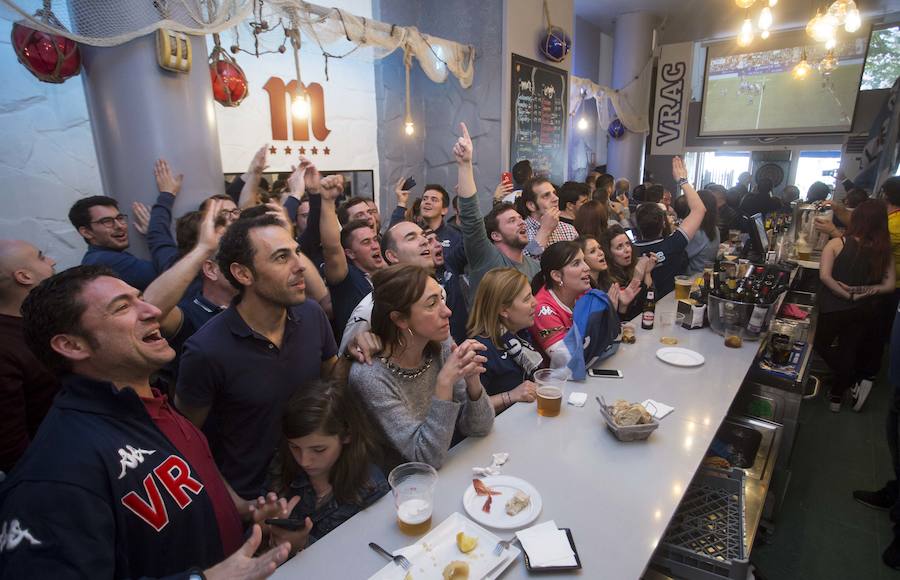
[263,77,331,142]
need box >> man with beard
[69,196,160,290]
[175,214,338,499]
[454,124,539,303]
[1,265,300,579]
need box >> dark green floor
[752,366,900,579]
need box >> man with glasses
[69,196,160,290]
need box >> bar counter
[272,294,762,579]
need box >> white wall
[501,0,575,172]
[0,17,103,269]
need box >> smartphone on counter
[401,177,416,191]
[588,368,624,379]
[265,518,308,531]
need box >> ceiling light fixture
[792,49,812,79]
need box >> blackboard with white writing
[510,54,568,182]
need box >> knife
[481,556,511,580]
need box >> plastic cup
[388,462,438,536]
[674,276,692,301]
[724,324,743,349]
[536,386,563,417]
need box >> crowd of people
[2,117,900,576]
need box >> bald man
[0,240,60,473]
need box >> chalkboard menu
[510,54,568,182]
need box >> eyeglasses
[90,214,129,228]
[219,208,242,218]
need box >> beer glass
[674,276,692,301]
[536,386,563,417]
[388,462,438,536]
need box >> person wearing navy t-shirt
[632,157,706,298]
[176,214,339,499]
[467,268,543,413]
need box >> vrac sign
[650,42,693,156]
[262,77,331,142]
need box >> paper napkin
[516,520,576,567]
[567,392,587,407]
[641,399,674,420]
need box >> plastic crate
[651,469,749,580]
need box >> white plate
[462,476,542,530]
[368,512,520,580]
[656,347,705,367]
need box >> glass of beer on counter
[724,324,744,349]
[674,276,693,301]
[388,462,438,535]
[534,369,564,417]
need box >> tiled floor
[752,367,900,579]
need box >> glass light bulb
[759,6,773,30]
[845,8,861,32]
[828,0,850,24]
[291,95,310,119]
[768,0,777,6]
[761,29,770,39]
[737,18,754,47]
[577,117,589,131]
[404,121,415,136]
[825,36,836,49]
[735,0,755,8]
[792,58,811,80]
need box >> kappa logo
[118,445,156,479]
[0,519,41,552]
[538,305,556,317]
[121,455,204,532]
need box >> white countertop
[272,296,761,579]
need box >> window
[794,150,841,199]
[686,151,752,190]
[861,25,900,91]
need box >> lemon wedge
[455,531,478,553]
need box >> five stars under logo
[268,146,277,155]
[311,146,319,155]
[284,146,292,155]
[298,146,306,155]
[323,147,331,156]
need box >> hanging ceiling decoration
[731,0,775,47]
[539,0,571,63]
[11,1,80,83]
[209,32,248,106]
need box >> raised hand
[248,145,269,177]
[493,180,514,203]
[154,159,183,195]
[619,277,642,308]
[395,177,411,208]
[452,122,473,165]
[320,174,345,202]
[132,202,150,235]
[607,282,621,311]
[672,156,688,181]
[304,162,322,194]
[204,525,290,580]
[198,198,226,252]
[287,157,313,197]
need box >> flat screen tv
[700,28,869,137]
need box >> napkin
[516,520,576,567]
[641,399,674,420]
[472,452,510,476]
[567,392,587,407]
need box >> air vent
[844,133,869,154]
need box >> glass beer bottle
[642,284,656,330]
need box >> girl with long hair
[467,268,543,413]
[579,235,642,317]
[574,200,609,240]
[816,199,896,412]
[348,264,494,469]
[269,380,389,552]
[600,224,656,320]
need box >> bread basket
[597,397,660,442]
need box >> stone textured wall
[373,0,504,213]
[0,17,102,269]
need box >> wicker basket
[598,403,660,441]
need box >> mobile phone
[625,230,636,242]
[588,368,624,379]
[501,171,513,186]
[265,518,307,531]
[402,177,416,191]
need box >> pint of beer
[537,386,563,417]
[674,276,692,301]
[388,462,438,536]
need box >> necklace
[381,355,433,379]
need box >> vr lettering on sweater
[120,455,204,532]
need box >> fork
[368,542,411,570]
[492,536,518,556]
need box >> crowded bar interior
[3,0,900,578]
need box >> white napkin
[516,520,576,567]
[567,392,587,407]
[472,452,510,476]
[642,399,674,420]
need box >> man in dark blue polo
[175,213,338,499]
[319,174,385,341]
[69,196,160,290]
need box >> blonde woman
[467,268,544,413]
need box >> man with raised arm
[453,123,539,303]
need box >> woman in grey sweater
[349,264,494,469]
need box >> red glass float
[11,10,81,84]
[209,45,248,107]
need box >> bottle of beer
[642,284,656,330]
